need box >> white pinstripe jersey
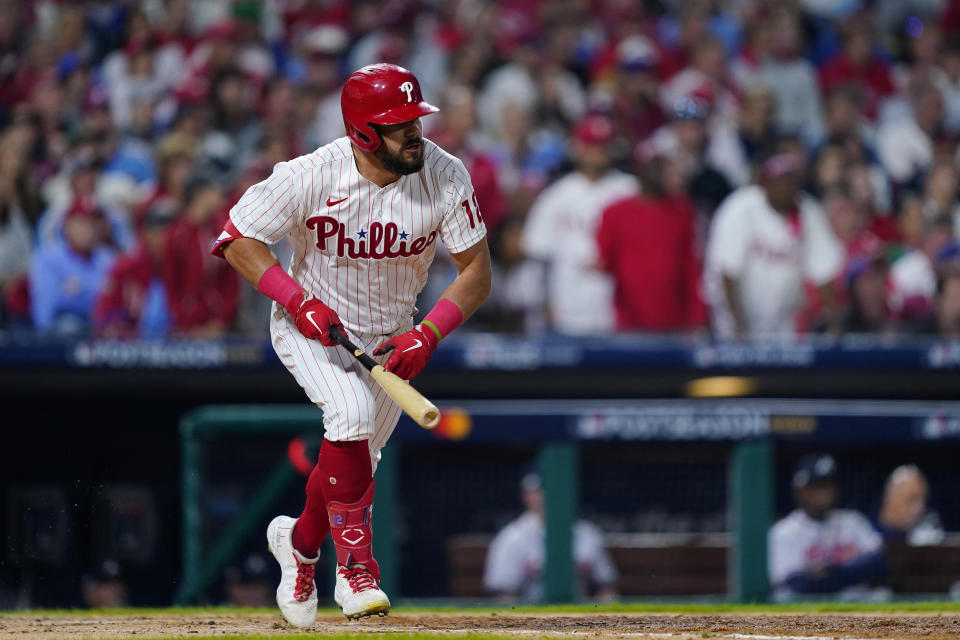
[222,136,487,336]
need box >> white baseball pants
[271,310,410,472]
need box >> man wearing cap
[483,469,617,602]
[212,64,491,625]
[704,151,843,339]
[768,454,886,602]
[607,35,665,146]
[643,95,732,215]
[94,200,177,337]
[521,114,638,335]
[29,196,117,334]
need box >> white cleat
[334,564,391,619]
[266,516,318,629]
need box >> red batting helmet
[341,63,439,152]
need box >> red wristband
[421,299,463,341]
[257,264,305,317]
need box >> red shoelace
[294,557,315,602]
[343,566,377,593]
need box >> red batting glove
[372,324,439,380]
[293,298,343,347]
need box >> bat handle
[328,325,350,347]
[328,326,378,371]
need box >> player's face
[796,480,837,520]
[522,487,545,516]
[374,119,424,176]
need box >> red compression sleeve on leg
[293,461,331,557]
[292,439,373,557]
[257,264,306,317]
[318,440,377,572]
[420,298,463,342]
[318,440,373,504]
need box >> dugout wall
[175,400,960,605]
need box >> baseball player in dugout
[211,64,491,626]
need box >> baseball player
[484,470,618,602]
[768,454,886,602]
[211,64,491,626]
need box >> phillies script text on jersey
[211,136,487,335]
[306,216,438,259]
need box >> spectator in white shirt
[521,114,638,335]
[876,80,944,186]
[483,470,617,603]
[704,152,844,340]
[889,215,957,322]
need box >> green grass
[5,599,960,617]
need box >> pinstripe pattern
[272,311,409,466]
[237,135,485,463]
[226,137,486,336]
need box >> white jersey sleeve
[438,157,487,254]
[706,190,753,278]
[800,197,843,286]
[229,161,303,245]
[483,523,528,594]
[574,520,617,587]
[768,513,806,587]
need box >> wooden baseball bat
[329,326,441,429]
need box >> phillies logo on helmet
[306,215,438,259]
[341,63,439,152]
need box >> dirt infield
[3,611,960,640]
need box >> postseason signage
[446,335,960,371]
[2,334,960,370]
[392,399,960,445]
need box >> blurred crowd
[4,0,960,339]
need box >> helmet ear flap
[347,120,381,152]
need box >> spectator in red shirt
[596,150,707,332]
[163,175,237,335]
[819,12,896,121]
[94,199,177,337]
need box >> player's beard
[375,138,425,175]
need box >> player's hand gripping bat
[328,326,441,429]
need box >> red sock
[291,439,371,557]
[291,462,331,557]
